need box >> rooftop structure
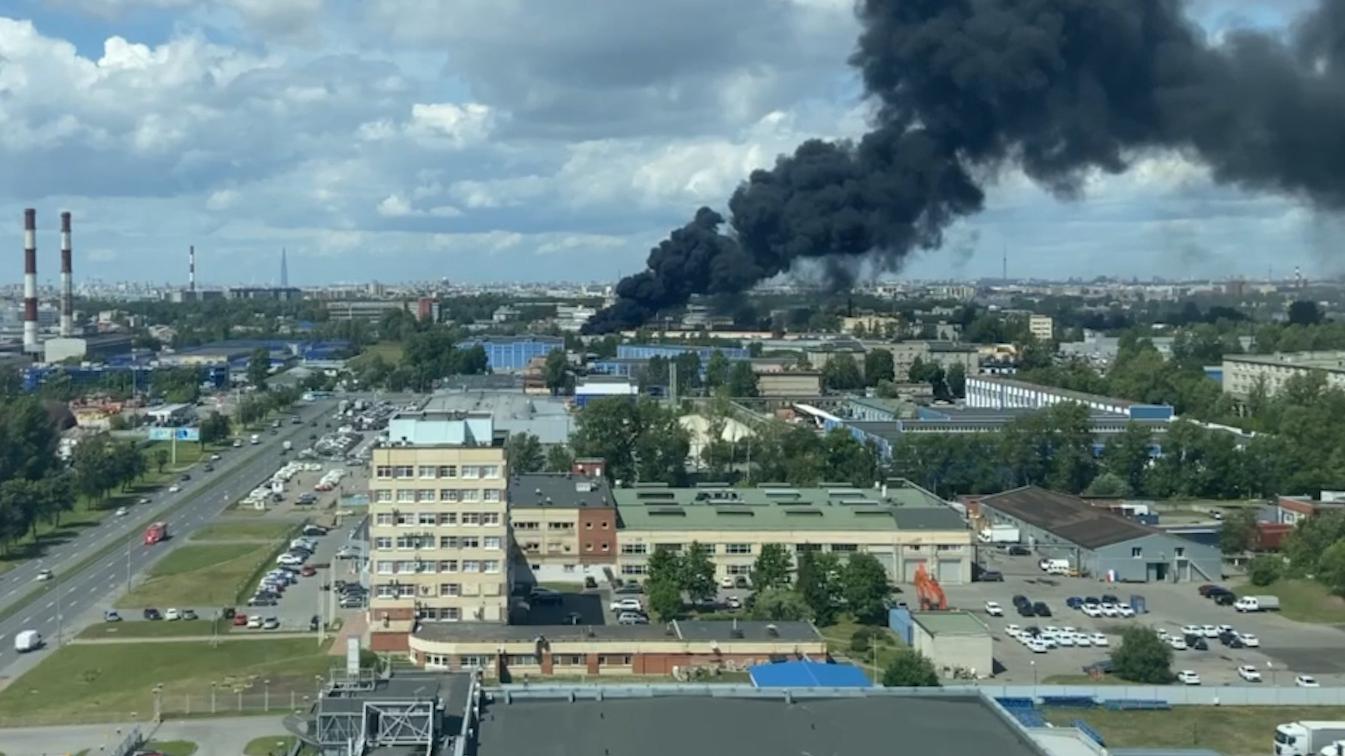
[978,486,1155,549]
[385,411,500,447]
[423,390,573,444]
[508,472,613,509]
[966,375,1174,421]
[1222,351,1345,399]
[460,335,563,372]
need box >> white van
[1041,558,1071,574]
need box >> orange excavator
[914,563,948,611]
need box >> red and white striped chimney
[189,244,196,293]
[23,208,38,353]
[60,211,73,337]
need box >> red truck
[144,521,168,545]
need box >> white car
[1296,674,1320,688]
[1237,665,1263,682]
[247,615,263,629]
[35,569,53,581]
[276,554,303,566]
[1201,625,1219,638]
[1237,632,1260,648]
[1168,636,1188,651]
[1180,624,1202,637]
[1116,604,1135,618]
[1177,670,1201,685]
[720,576,734,589]
[115,507,128,517]
[985,601,1004,617]
[1100,603,1118,617]
[1005,623,1021,637]
[1216,624,1234,636]
[1027,638,1049,653]
[1057,633,1076,647]
[610,598,643,613]
[1074,633,1092,647]
[165,608,180,621]
[1081,604,1103,618]
[1090,632,1109,646]
[168,484,181,493]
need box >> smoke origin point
[585,0,1345,333]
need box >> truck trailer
[144,521,168,545]
[1276,722,1345,756]
[1235,595,1281,612]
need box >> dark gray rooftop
[980,486,1157,549]
[474,695,1043,756]
[508,473,614,509]
[413,620,821,645]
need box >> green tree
[863,349,894,387]
[1288,300,1324,326]
[647,579,683,622]
[1317,541,1345,597]
[504,433,545,474]
[726,361,759,397]
[881,648,941,687]
[543,349,568,395]
[749,587,812,621]
[822,353,864,391]
[681,542,717,603]
[247,347,271,388]
[545,444,575,473]
[1103,422,1154,496]
[198,412,231,446]
[1248,555,1284,586]
[945,362,967,398]
[796,550,839,626]
[704,351,731,390]
[1219,509,1258,555]
[842,553,890,625]
[751,543,793,591]
[1111,626,1173,684]
[1083,471,1131,498]
[572,398,689,484]
[821,429,879,487]
[154,448,170,474]
[1284,511,1345,577]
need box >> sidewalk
[0,715,288,755]
[70,631,313,644]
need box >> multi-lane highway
[0,399,336,681]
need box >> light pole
[210,681,217,714]
[1030,660,1037,686]
[152,683,163,722]
[264,679,271,711]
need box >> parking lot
[937,548,1345,686]
[240,514,366,631]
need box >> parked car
[168,484,181,493]
[1031,601,1052,617]
[309,615,320,632]
[181,609,198,621]
[1183,634,1208,650]
[1090,632,1108,646]
[1296,674,1320,688]
[1065,596,1083,609]
[263,617,280,630]
[302,525,328,537]
[1214,592,1237,606]
[104,610,122,622]
[143,608,163,620]
[1237,665,1263,682]
[247,615,263,629]
[233,613,249,627]
[984,601,1004,617]
[164,608,181,621]
[301,566,318,577]
[1017,603,1036,617]
[1006,545,1030,556]
[719,576,735,589]
[610,598,643,613]
[617,612,648,625]
[977,570,1004,582]
[613,583,645,595]
[1168,636,1188,650]
[1176,670,1201,685]
[248,597,278,607]
[1236,632,1260,647]
[734,575,750,588]
[726,596,743,610]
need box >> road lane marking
[44,601,53,609]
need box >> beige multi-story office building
[1221,351,1345,400]
[1028,314,1054,342]
[368,412,510,640]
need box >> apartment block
[1221,351,1345,400]
[508,472,617,583]
[1028,314,1054,342]
[368,412,509,648]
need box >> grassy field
[190,521,296,543]
[78,619,231,639]
[1044,706,1345,756]
[0,638,337,725]
[145,741,197,756]
[118,543,274,608]
[818,615,905,680]
[1233,579,1345,624]
[351,341,403,367]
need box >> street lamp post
[264,679,271,711]
[1030,660,1037,686]
[210,681,217,714]
[152,683,163,722]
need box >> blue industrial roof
[748,660,871,688]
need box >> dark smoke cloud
[585,0,1345,333]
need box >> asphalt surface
[0,399,336,681]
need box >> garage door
[902,559,926,583]
[937,559,963,585]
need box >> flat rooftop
[979,486,1156,549]
[509,473,614,509]
[1225,351,1345,371]
[474,694,1043,756]
[613,483,965,532]
[912,610,989,636]
[424,390,573,445]
[414,619,821,645]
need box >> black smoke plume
[584,0,1345,333]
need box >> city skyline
[0,1,1338,287]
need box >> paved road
[0,714,289,755]
[0,399,336,682]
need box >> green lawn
[1232,579,1345,624]
[145,741,197,756]
[0,638,337,725]
[1044,706,1345,756]
[78,619,231,639]
[190,521,296,543]
[817,614,905,680]
[244,735,304,755]
[118,543,274,608]
[352,341,403,367]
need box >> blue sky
[0,0,1334,286]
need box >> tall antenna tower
[1001,241,1008,282]
[280,248,289,287]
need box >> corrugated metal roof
[749,660,871,688]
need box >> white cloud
[377,193,462,218]
[205,189,238,211]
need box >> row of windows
[521,541,610,553]
[372,488,502,503]
[621,543,962,556]
[374,465,501,480]
[373,512,502,527]
[374,559,503,574]
[372,536,503,550]
[513,520,611,531]
[423,653,633,669]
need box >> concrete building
[407,620,827,678]
[1028,314,1054,342]
[461,336,563,372]
[227,286,302,301]
[508,472,617,583]
[911,611,993,679]
[1273,495,1345,526]
[612,482,972,584]
[575,375,638,406]
[368,411,510,648]
[424,390,574,445]
[1221,351,1345,400]
[616,343,750,361]
[868,341,979,382]
[41,334,132,363]
[757,371,822,397]
[324,299,406,322]
[965,375,1175,421]
[977,486,1220,582]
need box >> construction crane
[914,563,948,611]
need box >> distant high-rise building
[280,248,289,288]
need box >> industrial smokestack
[60,211,73,338]
[189,245,196,293]
[23,209,37,353]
